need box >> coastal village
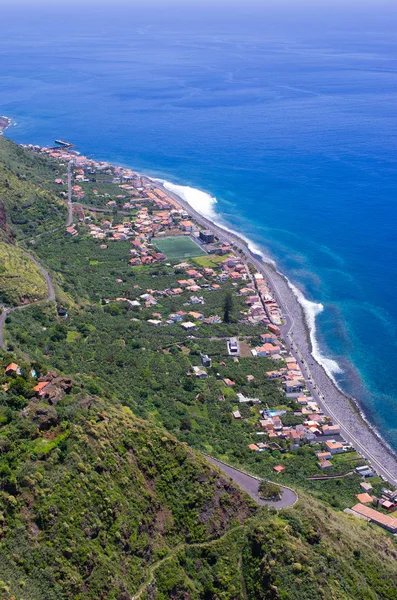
[20,141,397,535]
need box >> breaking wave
[160,180,218,220]
[288,282,344,380]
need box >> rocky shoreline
[0,116,11,135]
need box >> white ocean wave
[288,281,343,379]
[160,180,218,220]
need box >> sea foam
[288,282,343,380]
[159,177,343,381]
[161,180,218,220]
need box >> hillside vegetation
[0,137,66,241]
[0,136,397,600]
[0,242,48,306]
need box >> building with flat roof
[227,337,239,356]
[199,229,215,243]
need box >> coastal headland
[11,138,397,490]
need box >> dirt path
[308,471,354,481]
[132,524,247,600]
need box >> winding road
[131,457,298,599]
[206,456,298,509]
[0,158,74,349]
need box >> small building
[318,460,333,470]
[273,465,285,474]
[180,220,194,232]
[201,354,212,368]
[227,337,239,356]
[181,321,196,331]
[355,465,374,478]
[192,366,208,379]
[356,493,373,504]
[316,451,332,460]
[33,381,51,398]
[248,444,260,451]
[223,378,235,387]
[233,410,242,419]
[5,363,20,375]
[360,481,373,492]
[322,424,341,436]
[284,379,304,393]
[325,441,344,455]
[199,230,215,244]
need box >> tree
[223,291,233,324]
[259,480,282,501]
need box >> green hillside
[0,137,66,241]
[0,242,48,306]
[0,135,397,600]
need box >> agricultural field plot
[154,236,206,259]
[192,253,231,268]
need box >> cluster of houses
[238,275,283,328]
[3,363,72,405]
[103,259,227,325]
[253,272,282,326]
[246,396,342,456]
[349,481,397,532]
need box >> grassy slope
[0,242,47,306]
[0,137,67,241]
[0,137,397,600]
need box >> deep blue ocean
[1,2,397,447]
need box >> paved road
[74,202,131,216]
[206,456,298,509]
[66,159,74,227]
[160,182,397,486]
[0,252,55,349]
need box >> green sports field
[154,236,206,259]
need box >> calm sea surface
[1,2,397,446]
